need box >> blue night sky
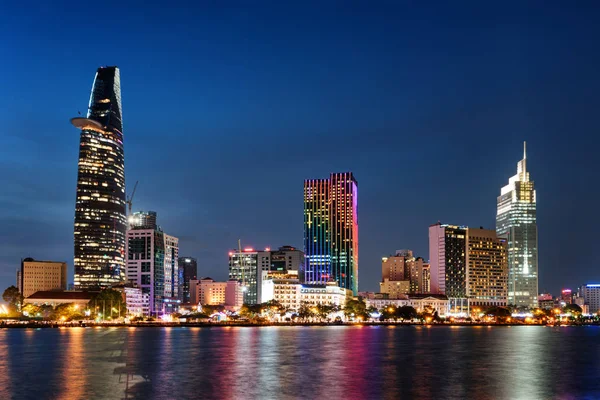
[1,1,599,295]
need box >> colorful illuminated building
[304,172,358,294]
[496,142,538,307]
[71,66,127,289]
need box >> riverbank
[2,321,598,329]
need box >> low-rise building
[268,280,352,311]
[190,278,244,310]
[366,294,449,316]
[538,293,554,310]
[114,285,148,316]
[26,291,94,308]
[380,278,410,299]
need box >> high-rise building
[466,228,508,307]
[580,284,600,314]
[496,142,538,307]
[429,223,467,297]
[229,246,306,305]
[71,66,127,290]
[19,258,68,298]
[126,211,179,316]
[258,246,305,278]
[429,224,508,308]
[229,248,259,305]
[304,172,358,294]
[179,257,198,303]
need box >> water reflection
[0,326,599,399]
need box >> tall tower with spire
[496,142,538,307]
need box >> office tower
[258,246,305,278]
[228,248,259,305]
[304,172,358,294]
[19,258,68,298]
[429,223,467,297]
[580,284,600,314]
[126,211,179,316]
[229,246,307,305]
[164,234,180,304]
[466,228,508,307]
[179,257,198,303]
[71,66,127,289]
[496,142,538,307]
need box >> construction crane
[126,181,138,216]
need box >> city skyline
[1,3,599,296]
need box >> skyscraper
[429,223,508,310]
[496,142,538,308]
[71,66,127,290]
[466,228,508,307]
[179,257,198,304]
[304,172,358,294]
[126,211,179,316]
[228,248,259,305]
[428,223,467,297]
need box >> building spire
[523,141,527,160]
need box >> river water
[0,325,599,399]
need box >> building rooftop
[27,291,96,300]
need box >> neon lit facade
[304,172,358,295]
[496,142,538,307]
[72,66,126,289]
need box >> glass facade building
[179,257,198,304]
[228,250,259,305]
[71,66,127,289]
[304,172,358,295]
[496,142,538,308]
[126,211,180,316]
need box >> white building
[114,286,148,316]
[164,234,180,300]
[366,295,449,316]
[267,280,352,311]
